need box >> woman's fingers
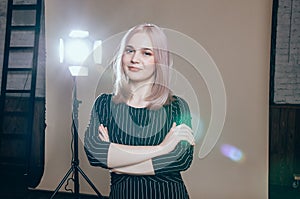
[98,125,104,140]
[98,124,110,142]
[171,122,177,129]
[99,133,106,141]
[159,122,195,154]
[175,124,192,133]
[163,122,177,141]
[173,124,195,145]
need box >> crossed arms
[84,94,195,175]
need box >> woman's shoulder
[94,93,113,106]
[168,95,191,114]
[96,93,113,99]
[170,95,189,106]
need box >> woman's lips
[128,66,141,72]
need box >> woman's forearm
[107,143,165,168]
[106,123,194,169]
[112,159,155,175]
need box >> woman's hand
[159,122,195,154]
[99,124,110,142]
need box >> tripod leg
[50,167,74,199]
[77,166,106,198]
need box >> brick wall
[0,0,45,97]
[274,0,300,104]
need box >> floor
[0,172,299,199]
[0,175,108,199]
[0,190,102,199]
[0,185,298,199]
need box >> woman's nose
[131,52,140,63]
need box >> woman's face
[122,32,156,85]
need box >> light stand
[51,30,104,198]
[50,76,105,199]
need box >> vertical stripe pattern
[84,94,193,198]
[110,174,190,199]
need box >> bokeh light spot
[220,144,245,163]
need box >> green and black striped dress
[84,93,194,199]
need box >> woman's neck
[127,82,153,108]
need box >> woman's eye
[143,51,153,56]
[125,49,134,54]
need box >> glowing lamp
[59,30,102,76]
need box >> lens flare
[220,144,245,162]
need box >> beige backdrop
[39,0,271,198]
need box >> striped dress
[84,94,194,199]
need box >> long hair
[112,23,173,109]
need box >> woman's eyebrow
[125,45,134,49]
[142,47,153,51]
[125,45,153,51]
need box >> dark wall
[269,105,300,186]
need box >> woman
[84,23,195,199]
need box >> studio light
[59,30,102,76]
[51,30,105,199]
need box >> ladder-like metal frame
[0,0,42,178]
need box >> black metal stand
[50,77,104,199]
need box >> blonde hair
[112,23,173,109]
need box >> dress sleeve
[152,96,194,174]
[84,94,111,169]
